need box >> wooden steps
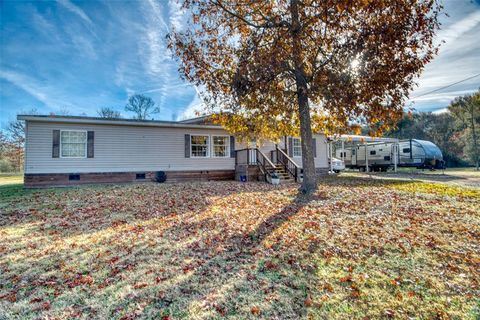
[265,165,293,183]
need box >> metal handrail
[255,149,276,181]
[256,149,276,168]
[275,146,300,182]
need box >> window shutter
[230,136,235,158]
[185,134,190,158]
[312,138,317,157]
[87,131,94,158]
[52,130,60,158]
[288,137,293,157]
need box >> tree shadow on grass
[0,181,264,233]
[0,182,313,319]
[130,189,315,319]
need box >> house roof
[177,115,214,124]
[17,114,224,130]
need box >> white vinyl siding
[23,121,330,174]
[212,135,229,158]
[60,130,87,158]
[289,135,329,169]
[191,135,209,158]
[24,122,235,174]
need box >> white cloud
[411,89,475,103]
[432,107,448,114]
[146,0,169,31]
[435,10,480,52]
[57,0,94,26]
[179,93,205,120]
[168,0,186,31]
[70,34,98,59]
[0,69,85,113]
[409,1,480,110]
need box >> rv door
[351,148,357,166]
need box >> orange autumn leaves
[169,0,441,140]
[0,178,478,318]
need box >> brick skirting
[24,170,235,188]
[315,167,329,175]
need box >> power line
[411,73,480,100]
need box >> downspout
[329,141,333,173]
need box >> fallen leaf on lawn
[251,306,260,315]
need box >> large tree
[448,89,480,170]
[125,94,159,120]
[169,0,441,193]
[97,107,122,119]
[1,109,38,172]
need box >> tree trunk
[297,86,317,193]
[290,0,317,194]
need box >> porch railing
[274,146,300,182]
[235,148,276,181]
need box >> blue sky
[1,0,480,127]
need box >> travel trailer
[336,139,445,172]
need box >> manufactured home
[19,115,329,187]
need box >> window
[61,130,87,158]
[212,136,230,158]
[191,135,209,157]
[136,173,146,180]
[292,138,302,157]
[352,149,356,155]
[370,150,376,155]
[403,148,411,153]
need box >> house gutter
[17,115,225,130]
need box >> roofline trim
[17,115,224,130]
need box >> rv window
[370,150,376,155]
[352,149,356,155]
[402,148,411,153]
[384,156,391,161]
[136,173,146,180]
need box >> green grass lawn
[0,173,23,185]
[0,177,478,319]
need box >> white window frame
[190,134,210,158]
[211,135,230,158]
[292,138,302,157]
[60,130,87,159]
